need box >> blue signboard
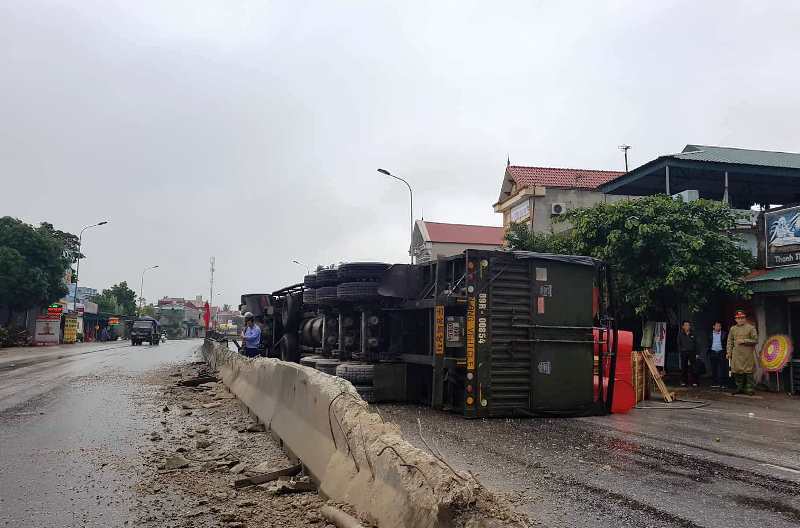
[765,205,800,268]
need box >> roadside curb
[202,340,526,528]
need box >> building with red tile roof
[494,163,627,233]
[412,220,505,263]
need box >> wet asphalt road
[382,392,800,528]
[0,339,201,527]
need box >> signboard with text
[35,316,60,345]
[509,199,531,223]
[765,205,800,268]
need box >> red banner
[203,302,211,329]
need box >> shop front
[747,204,800,393]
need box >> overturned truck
[241,250,621,418]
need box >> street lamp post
[377,168,414,263]
[139,265,159,316]
[72,221,108,313]
[292,259,310,274]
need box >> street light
[72,221,109,313]
[139,265,159,316]
[377,168,414,263]
[292,259,310,274]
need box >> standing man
[708,321,728,388]
[727,310,758,396]
[678,320,698,387]
[241,312,262,358]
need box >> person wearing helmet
[241,312,262,358]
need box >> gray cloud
[2,0,799,306]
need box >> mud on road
[134,361,355,528]
[381,403,800,528]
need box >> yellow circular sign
[760,335,793,372]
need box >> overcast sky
[2,1,799,307]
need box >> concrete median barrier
[202,340,524,528]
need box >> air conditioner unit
[551,202,567,215]
[671,189,699,203]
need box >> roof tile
[423,221,505,245]
[506,166,623,190]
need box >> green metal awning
[746,266,800,293]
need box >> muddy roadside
[132,360,354,528]
[133,359,532,528]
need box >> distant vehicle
[131,317,160,346]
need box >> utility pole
[209,256,215,328]
[618,144,631,172]
[377,168,414,264]
[139,265,159,316]
[72,221,108,313]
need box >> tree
[504,223,578,255]
[37,222,83,279]
[0,217,72,322]
[505,196,754,320]
[108,282,137,315]
[92,291,120,314]
[91,282,138,315]
[140,304,156,317]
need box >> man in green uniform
[726,310,758,395]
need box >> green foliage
[140,304,156,317]
[505,196,755,319]
[37,222,83,278]
[504,223,578,255]
[91,281,138,315]
[108,281,137,315]
[91,291,120,314]
[0,217,72,313]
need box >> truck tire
[303,274,317,288]
[278,334,300,363]
[355,385,376,403]
[315,358,341,375]
[154,337,160,346]
[302,289,317,305]
[316,286,339,305]
[338,262,390,282]
[315,269,340,287]
[337,282,380,301]
[282,293,301,329]
[299,355,322,368]
[335,362,375,385]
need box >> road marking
[761,463,800,475]
[694,407,800,427]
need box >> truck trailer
[239,249,620,418]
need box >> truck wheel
[315,269,340,287]
[302,288,317,305]
[278,334,299,362]
[282,293,301,329]
[314,358,341,375]
[337,282,380,301]
[154,337,160,346]
[303,274,317,288]
[355,385,376,403]
[316,286,339,305]
[337,262,390,282]
[335,362,375,385]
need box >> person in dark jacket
[677,320,698,387]
[708,321,728,388]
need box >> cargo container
[239,250,619,418]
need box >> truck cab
[131,317,160,346]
